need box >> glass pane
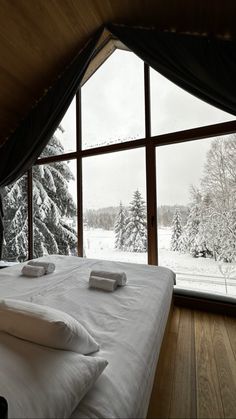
[151,68,235,136]
[156,134,236,297]
[33,160,77,257]
[82,49,145,149]
[83,148,147,263]
[2,174,28,262]
[39,97,76,158]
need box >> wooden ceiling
[0,0,235,145]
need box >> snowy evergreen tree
[2,126,77,260]
[170,209,183,251]
[2,176,28,260]
[114,202,128,250]
[181,204,200,257]
[181,200,208,258]
[124,190,147,252]
[182,136,236,262]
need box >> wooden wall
[0,0,235,145]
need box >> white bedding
[0,333,107,419]
[0,255,175,419]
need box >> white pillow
[0,299,99,354]
[0,332,108,419]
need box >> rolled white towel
[22,265,45,277]
[27,261,55,274]
[90,270,127,286]
[89,276,118,292]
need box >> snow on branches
[114,190,147,253]
[172,136,236,263]
[170,209,183,252]
[2,127,77,260]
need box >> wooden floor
[147,306,236,419]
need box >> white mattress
[0,255,175,419]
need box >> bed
[0,255,175,419]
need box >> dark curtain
[0,29,102,188]
[0,396,8,419]
[0,28,102,257]
[108,24,236,116]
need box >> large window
[3,46,236,298]
[156,135,236,296]
[83,149,147,263]
[82,49,145,149]
[150,69,234,136]
[33,159,77,258]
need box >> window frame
[26,52,236,265]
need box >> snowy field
[84,227,236,297]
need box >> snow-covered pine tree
[114,201,127,250]
[2,176,28,260]
[181,203,207,257]
[181,185,210,258]
[2,126,77,260]
[124,190,147,253]
[170,209,183,251]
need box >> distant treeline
[84,205,189,230]
[158,205,189,227]
[84,207,119,230]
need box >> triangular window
[150,68,234,135]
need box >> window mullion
[144,63,158,265]
[27,168,33,260]
[76,88,83,257]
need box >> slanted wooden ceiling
[0,0,235,145]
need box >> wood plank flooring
[147,306,236,419]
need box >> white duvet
[0,255,175,419]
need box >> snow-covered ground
[84,227,236,297]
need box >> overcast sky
[58,49,234,209]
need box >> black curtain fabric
[0,396,8,419]
[0,28,102,257]
[108,24,236,117]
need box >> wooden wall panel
[0,0,235,145]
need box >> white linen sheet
[0,255,175,419]
[0,332,107,419]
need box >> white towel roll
[27,261,55,274]
[89,276,117,292]
[90,270,127,286]
[22,265,45,277]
